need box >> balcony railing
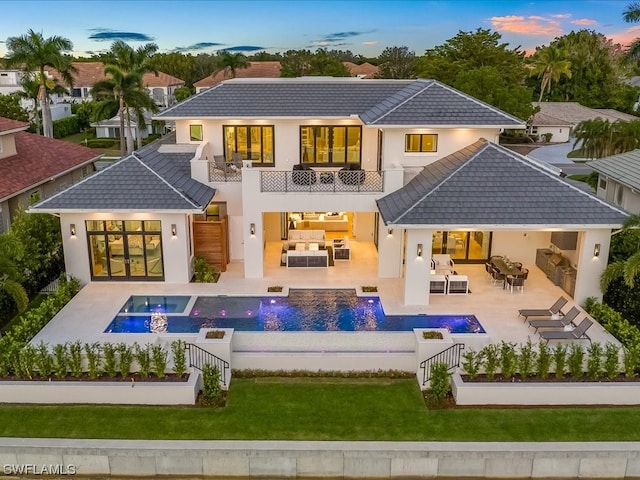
[260,169,384,193]
[208,162,242,182]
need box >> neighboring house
[45,62,184,108]
[91,109,155,140]
[587,149,640,213]
[194,61,380,93]
[0,69,28,96]
[31,78,627,307]
[529,102,638,143]
[0,116,101,233]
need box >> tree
[174,86,192,102]
[624,2,640,60]
[0,233,29,315]
[529,45,572,102]
[4,29,76,138]
[216,51,249,79]
[601,214,640,294]
[18,73,68,135]
[375,46,416,79]
[280,49,349,77]
[0,93,29,123]
[573,118,640,158]
[280,50,314,77]
[152,52,196,86]
[415,29,534,119]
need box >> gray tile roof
[157,78,524,127]
[377,139,628,227]
[587,149,640,191]
[531,102,638,126]
[32,133,214,212]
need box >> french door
[300,126,361,165]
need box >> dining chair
[506,275,525,293]
[491,268,506,287]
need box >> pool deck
[32,241,618,348]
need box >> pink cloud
[551,13,572,19]
[491,15,563,36]
[571,18,597,26]
[362,41,378,46]
[608,26,640,48]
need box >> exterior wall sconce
[171,224,177,237]
[417,243,423,257]
[594,243,601,257]
[70,224,76,237]
[250,223,256,236]
[387,228,393,235]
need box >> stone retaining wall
[1,439,639,478]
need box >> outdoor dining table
[491,257,524,277]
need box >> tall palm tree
[18,74,68,135]
[91,66,156,156]
[4,30,76,138]
[529,45,572,102]
[601,214,640,292]
[573,118,640,159]
[624,2,640,59]
[97,41,159,155]
[217,51,249,79]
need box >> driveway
[526,140,594,176]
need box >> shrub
[85,138,120,148]
[604,343,620,380]
[481,344,499,380]
[518,339,537,378]
[135,343,152,378]
[102,343,118,378]
[426,362,451,406]
[624,348,639,378]
[171,340,187,377]
[84,342,102,379]
[34,341,54,378]
[193,255,220,283]
[568,344,584,378]
[68,341,83,377]
[537,342,551,379]
[151,343,168,378]
[422,331,444,340]
[499,341,518,379]
[584,298,640,350]
[52,115,81,138]
[586,342,603,380]
[461,349,482,380]
[201,364,223,406]
[267,286,283,292]
[19,344,38,379]
[53,343,68,378]
[553,344,568,379]
[117,343,134,377]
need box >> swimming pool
[105,290,486,334]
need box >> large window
[405,134,437,153]
[300,126,361,166]
[223,125,274,165]
[432,230,491,262]
[86,220,164,280]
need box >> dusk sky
[0,0,637,58]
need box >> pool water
[105,290,485,334]
[118,295,192,314]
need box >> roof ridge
[132,152,202,208]
[368,80,433,124]
[158,83,224,117]
[394,139,489,224]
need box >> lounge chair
[232,152,244,169]
[518,296,568,321]
[539,318,593,344]
[214,155,231,173]
[528,306,580,333]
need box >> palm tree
[97,41,159,155]
[0,234,29,314]
[624,2,640,59]
[573,118,640,159]
[217,51,249,79]
[18,73,68,135]
[529,45,572,102]
[91,66,156,156]
[601,214,640,292]
[4,30,76,138]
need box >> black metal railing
[185,343,230,387]
[419,343,465,387]
[260,169,384,193]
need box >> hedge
[52,115,81,139]
[584,297,640,351]
[85,138,120,148]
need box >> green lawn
[1,378,640,441]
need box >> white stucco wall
[59,212,193,284]
[533,126,570,143]
[573,228,611,305]
[404,229,432,306]
[490,231,552,267]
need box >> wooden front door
[193,215,229,271]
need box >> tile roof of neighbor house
[376,139,628,227]
[31,133,214,212]
[587,149,640,191]
[158,78,524,127]
[0,117,29,134]
[531,102,638,126]
[342,62,379,78]
[45,62,184,88]
[0,129,101,202]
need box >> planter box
[452,373,640,405]
[0,373,199,405]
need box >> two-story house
[31,78,627,305]
[0,117,102,233]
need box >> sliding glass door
[431,231,492,262]
[300,126,361,165]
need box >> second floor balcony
[260,168,384,193]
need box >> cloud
[88,28,154,42]
[571,18,597,26]
[223,45,265,52]
[608,25,640,48]
[491,15,563,36]
[551,13,572,19]
[173,41,225,53]
[310,29,375,47]
[362,41,379,46]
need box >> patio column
[574,229,611,304]
[404,228,432,306]
[242,168,264,278]
[378,224,402,278]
